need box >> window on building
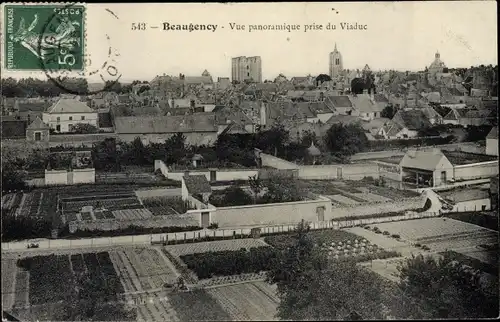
[34,132,41,141]
[69,116,73,121]
[68,124,73,132]
[56,117,60,121]
[247,66,249,69]
[247,72,250,76]
[56,125,61,132]
[81,116,85,120]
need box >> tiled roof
[1,120,26,139]
[183,174,212,194]
[373,94,389,103]
[400,149,448,171]
[17,102,50,113]
[27,116,49,130]
[47,99,94,114]
[214,106,253,125]
[350,94,382,113]
[392,109,432,130]
[382,120,404,137]
[114,114,217,134]
[295,103,317,118]
[326,95,353,108]
[308,102,333,115]
[421,107,442,120]
[361,117,390,133]
[325,114,361,125]
[184,76,213,85]
[487,126,498,140]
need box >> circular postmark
[38,3,122,95]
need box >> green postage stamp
[4,4,85,71]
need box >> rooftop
[438,187,490,203]
[183,174,212,195]
[114,113,217,134]
[442,151,498,165]
[47,99,94,114]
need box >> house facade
[42,99,98,133]
[486,126,498,156]
[26,117,50,143]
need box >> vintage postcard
[0,2,498,322]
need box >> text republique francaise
[162,22,368,32]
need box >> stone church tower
[329,43,343,79]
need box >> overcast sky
[1,1,497,82]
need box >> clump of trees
[266,224,499,320]
[209,177,306,207]
[324,123,369,158]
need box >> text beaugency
[162,22,368,33]
[163,23,218,32]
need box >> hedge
[180,247,277,279]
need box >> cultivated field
[372,218,497,252]
[300,180,419,204]
[206,282,279,320]
[165,238,269,257]
[2,251,135,321]
[108,248,179,292]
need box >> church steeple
[435,51,440,59]
[334,43,338,51]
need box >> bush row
[180,247,277,279]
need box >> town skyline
[1,2,497,83]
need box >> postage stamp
[4,4,85,71]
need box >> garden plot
[319,238,399,262]
[326,194,361,205]
[109,248,178,292]
[112,208,153,220]
[165,238,269,257]
[136,296,179,322]
[18,192,42,217]
[168,289,233,321]
[2,260,17,310]
[206,282,279,321]
[352,191,392,203]
[373,218,495,242]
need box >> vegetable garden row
[15,252,124,305]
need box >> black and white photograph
[1,1,498,321]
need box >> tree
[1,161,27,192]
[267,220,386,320]
[316,74,332,85]
[70,123,98,134]
[257,124,289,156]
[381,104,396,119]
[127,137,150,165]
[262,177,304,203]
[104,80,122,93]
[209,186,253,207]
[164,132,187,165]
[91,138,121,172]
[396,252,498,319]
[324,123,368,157]
[248,175,263,203]
[351,78,365,94]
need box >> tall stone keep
[329,43,343,79]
